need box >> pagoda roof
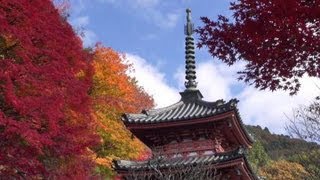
[114,148,244,170]
[122,90,240,124]
[113,148,258,179]
[122,90,254,145]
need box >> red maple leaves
[0,0,98,178]
[197,0,320,94]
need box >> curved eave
[213,157,258,180]
[125,109,253,147]
[114,155,258,180]
[231,110,254,146]
[241,157,259,180]
[124,110,234,129]
[122,98,238,124]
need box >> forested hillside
[246,125,319,159]
[246,125,320,179]
[1,0,319,179]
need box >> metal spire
[184,8,197,90]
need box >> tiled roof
[122,90,239,124]
[114,148,246,171]
[122,90,254,144]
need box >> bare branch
[285,96,320,143]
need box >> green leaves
[248,141,270,172]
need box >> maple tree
[0,0,99,178]
[89,45,154,177]
[259,160,309,180]
[289,149,320,179]
[197,0,320,94]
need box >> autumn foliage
[90,45,154,176]
[0,0,99,178]
[197,0,320,94]
[259,160,309,180]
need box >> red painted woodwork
[127,111,252,149]
[118,102,256,179]
[129,112,251,159]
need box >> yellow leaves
[91,45,153,112]
[88,148,113,168]
[75,69,86,80]
[95,109,146,158]
[91,46,128,97]
[95,157,113,167]
[94,155,114,168]
[259,160,309,180]
[89,45,154,177]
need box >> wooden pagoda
[114,9,257,180]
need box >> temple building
[114,9,257,180]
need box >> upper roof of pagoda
[122,90,239,124]
[121,9,253,146]
[122,89,254,146]
[122,9,241,125]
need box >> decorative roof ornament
[184,8,197,90]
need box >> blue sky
[69,0,231,85]
[68,0,320,134]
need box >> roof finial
[184,8,197,90]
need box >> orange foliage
[91,45,153,111]
[90,44,154,175]
[259,160,309,180]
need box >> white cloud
[71,16,89,27]
[174,60,320,134]
[175,62,235,100]
[197,62,239,100]
[70,16,97,47]
[124,54,320,134]
[81,30,97,47]
[239,76,320,133]
[99,0,159,9]
[70,0,85,15]
[98,0,180,29]
[125,54,180,108]
[152,11,180,29]
[132,0,159,9]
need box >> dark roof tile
[122,95,238,124]
[121,90,254,143]
[113,148,246,171]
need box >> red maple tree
[197,0,320,94]
[0,0,99,178]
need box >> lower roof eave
[114,157,258,180]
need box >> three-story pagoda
[114,9,257,180]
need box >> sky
[68,0,320,134]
